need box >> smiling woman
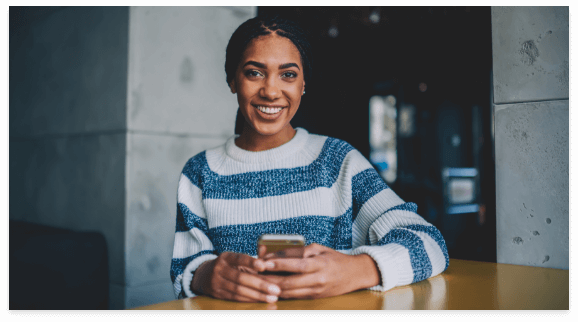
[170,15,449,304]
[225,16,312,152]
[231,34,305,151]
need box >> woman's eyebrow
[243,61,300,70]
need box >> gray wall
[491,7,568,269]
[123,6,256,308]
[10,6,256,309]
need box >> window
[369,95,397,184]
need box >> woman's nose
[260,78,281,100]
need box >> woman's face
[230,34,305,138]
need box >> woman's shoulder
[310,134,369,168]
[299,129,352,153]
[305,131,358,160]
[180,142,227,176]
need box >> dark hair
[226,16,313,135]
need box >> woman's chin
[249,122,292,138]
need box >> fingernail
[268,285,281,295]
[266,295,278,303]
[265,262,275,269]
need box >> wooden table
[134,259,569,310]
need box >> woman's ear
[302,81,306,95]
[229,80,237,94]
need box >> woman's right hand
[191,252,281,303]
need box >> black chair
[9,220,109,310]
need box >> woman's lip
[253,105,286,120]
[252,104,287,108]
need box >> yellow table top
[134,259,569,310]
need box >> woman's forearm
[351,254,381,290]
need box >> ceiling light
[419,82,427,92]
[369,10,380,24]
[328,25,339,38]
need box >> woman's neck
[235,124,297,152]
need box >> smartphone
[257,234,305,259]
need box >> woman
[170,16,449,303]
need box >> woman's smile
[253,104,287,119]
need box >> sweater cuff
[350,244,413,291]
[181,253,218,298]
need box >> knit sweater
[170,128,449,299]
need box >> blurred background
[8,6,569,309]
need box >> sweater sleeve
[170,165,218,299]
[346,150,449,292]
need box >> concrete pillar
[124,7,256,308]
[491,7,568,269]
[9,6,129,309]
[10,6,256,309]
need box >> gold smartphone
[257,234,305,259]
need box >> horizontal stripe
[177,174,207,219]
[176,203,209,233]
[170,250,215,284]
[172,228,214,259]
[406,224,449,270]
[385,202,418,215]
[204,186,349,227]
[182,137,355,200]
[362,201,426,246]
[377,228,432,283]
[208,209,353,256]
[352,168,389,221]
[351,188,405,247]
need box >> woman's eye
[282,71,297,79]
[245,70,263,78]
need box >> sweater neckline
[225,127,309,163]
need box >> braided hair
[225,15,313,135]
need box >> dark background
[259,6,496,262]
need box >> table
[134,259,569,310]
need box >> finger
[258,274,285,285]
[258,245,267,259]
[224,252,266,272]
[271,272,323,291]
[303,243,328,258]
[279,287,323,300]
[237,265,258,275]
[221,265,281,296]
[265,257,322,274]
[217,288,264,303]
[219,277,279,303]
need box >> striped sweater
[170,128,449,299]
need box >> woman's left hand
[259,243,381,299]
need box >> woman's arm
[170,172,218,299]
[171,168,281,302]
[259,149,449,298]
[191,253,280,303]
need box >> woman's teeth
[256,106,283,114]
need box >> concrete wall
[123,6,256,308]
[10,6,256,309]
[9,7,129,308]
[491,7,568,269]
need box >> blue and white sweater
[170,128,449,299]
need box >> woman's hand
[191,252,281,303]
[260,243,381,299]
